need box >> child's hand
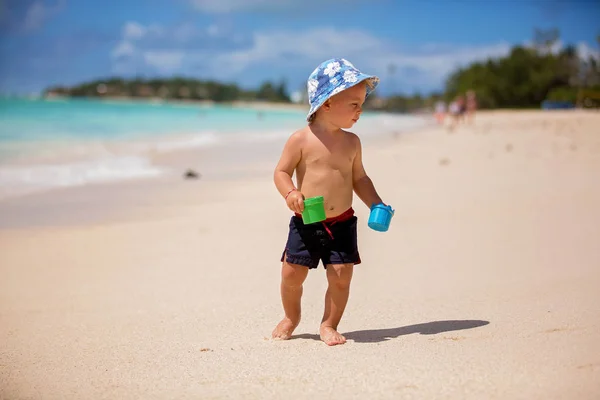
[286,190,305,214]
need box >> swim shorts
[280,208,361,269]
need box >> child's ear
[322,100,331,111]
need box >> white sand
[1,110,599,399]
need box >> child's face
[324,82,367,129]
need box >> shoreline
[26,94,311,111]
[0,109,594,230]
[0,109,594,227]
[0,124,406,230]
[0,111,430,205]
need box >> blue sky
[1,0,598,96]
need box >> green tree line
[375,29,600,111]
[45,77,291,103]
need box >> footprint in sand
[543,327,574,333]
[428,336,467,342]
[577,363,599,370]
[396,384,418,390]
[443,336,466,341]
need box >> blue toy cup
[368,203,394,232]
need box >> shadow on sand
[293,320,490,343]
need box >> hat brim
[306,74,379,122]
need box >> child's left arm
[351,135,383,208]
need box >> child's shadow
[293,320,490,343]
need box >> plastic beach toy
[302,196,326,224]
[368,203,395,232]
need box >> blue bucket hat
[306,58,379,122]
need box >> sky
[0,0,599,97]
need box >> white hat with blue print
[306,58,379,122]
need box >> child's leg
[320,263,354,346]
[272,261,309,340]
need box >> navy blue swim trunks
[280,208,361,269]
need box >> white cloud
[577,42,600,61]
[111,20,242,74]
[173,23,197,42]
[22,1,45,31]
[523,39,564,55]
[208,27,382,74]
[108,23,533,91]
[199,28,511,90]
[143,51,185,72]
[123,21,146,40]
[508,39,598,62]
[112,41,135,59]
[378,42,512,83]
[21,0,65,32]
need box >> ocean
[0,97,427,200]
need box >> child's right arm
[274,132,305,214]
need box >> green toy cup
[302,196,326,224]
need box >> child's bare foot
[320,325,347,346]
[272,317,299,340]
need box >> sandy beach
[1,110,599,399]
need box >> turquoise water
[0,97,306,143]
[0,97,310,198]
[0,97,426,199]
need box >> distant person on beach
[457,94,466,121]
[272,58,388,346]
[448,95,465,130]
[434,100,447,124]
[466,90,478,124]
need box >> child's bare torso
[295,127,357,218]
